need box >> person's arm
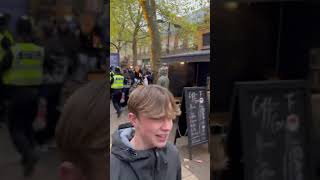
[0,50,13,73]
[110,75,114,84]
[43,48,53,74]
[0,37,13,73]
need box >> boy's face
[129,113,173,149]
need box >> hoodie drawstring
[155,150,160,171]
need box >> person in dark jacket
[111,84,182,180]
[55,80,109,180]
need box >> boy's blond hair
[128,85,181,119]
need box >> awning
[160,50,210,64]
[141,50,210,64]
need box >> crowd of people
[110,64,170,118]
[0,11,107,177]
[109,65,152,116]
[0,10,179,180]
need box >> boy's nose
[161,119,172,131]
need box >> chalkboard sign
[234,80,311,180]
[175,87,209,159]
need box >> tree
[157,0,210,51]
[112,0,209,72]
[110,0,131,54]
[139,0,162,79]
[127,0,144,65]
[111,0,150,66]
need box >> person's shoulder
[165,143,181,167]
[166,143,179,155]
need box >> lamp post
[157,19,181,55]
[166,22,170,54]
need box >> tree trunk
[139,0,161,80]
[132,29,139,66]
[128,5,143,68]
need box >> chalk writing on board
[285,93,295,112]
[182,87,209,147]
[254,132,276,180]
[189,110,196,120]
[251,96,283,134]
[235,81,309,180]
[254,161,276,180]
[189,92,196,101]
[286,145,303,180]
[189,104,196,110]
[256,132,275,151]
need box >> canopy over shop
[143,49,210,97]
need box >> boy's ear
[58,161,83,180]
[128,112,137,126]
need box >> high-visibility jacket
[0,31,14,54]
[3,30,14,45]
[0,33,5,61]
[111,74,124,89]
[0,31,14,68]
[3,42,44,86]
[110,71,114,81]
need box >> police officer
[121,69,132,107]
[0,13,13,126]
[109,66,115,98]
[2,16,44,177]
[0,13,11,61]
[111,66,124,118]
[0,13,14,46]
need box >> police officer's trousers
[6,86,39,165]
[112,89,122,114]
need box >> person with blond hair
[55,80,109,180]
[111,84,182,180]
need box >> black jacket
[111,126,182,180]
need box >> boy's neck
[130,135,149,150]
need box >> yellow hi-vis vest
[0,33,5,61]
[0,31,14,63]
[3,43,44,86]
[109,71,114,81]
[111,74,124,89]
[3,30,14,45]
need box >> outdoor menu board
[176,87,209,159]
[234,80,311,180]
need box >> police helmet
[115,66,121,73]
[0,13,5,27]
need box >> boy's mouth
[156,134,168,141]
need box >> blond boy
[111,84,181,180]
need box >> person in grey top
[111,85,181,180]
[157,67,170,89]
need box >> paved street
[110,104,210,180]
[0,124,59,180]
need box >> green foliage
[110,0,132,52]
[156,0,210,48]
[110,0,149,54]
[111,0,210,53]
